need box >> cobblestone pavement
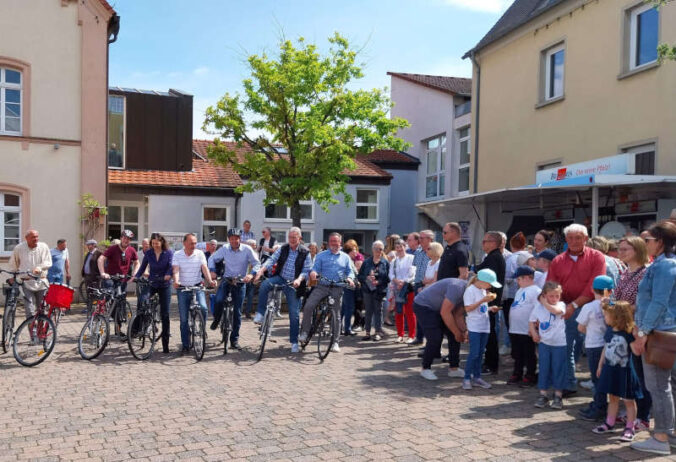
[0,302,673,461]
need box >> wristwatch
[571,302,579,309]
[637,330,648,338]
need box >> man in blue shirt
[298,232,355,353]
[253,227,312,352]
[208,228,260,350]
[47,239,70,284]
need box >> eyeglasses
[644,237,657,241]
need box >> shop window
[0,192,21,254]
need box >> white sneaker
[499,345,511,356]
[291,343,299,353]
[579,380,594,390]
[253,313,264,324]
[298,332,307,343]
[448,368,465,378]
[462,379,472,390]
[405,337,416,344]
[420,369,438,381]
[396,336,404,343]
[330,343,340,353]
[472,378,492,389]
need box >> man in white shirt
[173,233,215,354]
[8,229,52,319]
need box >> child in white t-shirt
[529,281,567,410]
[462,269,502,391]
[576,275,614,421]
[508,266,541,387]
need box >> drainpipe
[469,51,481,195]
[234,194,240,229]
[104,14,120,238]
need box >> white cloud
[193,66,209,76]
[442,0,512,14]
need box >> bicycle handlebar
[317,276,352,288]
[0,270,41,282]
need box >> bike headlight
[328,297,335,305]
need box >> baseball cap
[513,265,535,278]
[85,239,97,245]
[537,249,557,261]
[516,252,534,266]
[477,268,502,288]
[593,275,615,290]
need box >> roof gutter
[469,51,481,194]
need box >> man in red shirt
[97,230,140,337]
[546,224,606,396]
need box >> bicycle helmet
[227,228,241,237]
[121,229,135,239]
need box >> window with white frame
[629,4,659,70]
[0,192,21,254]
[457,127,470,193]
[425,135,446,199]
[269,229,314,245]
[543,44,565,101]
[355,189,378,222]
[0,68,22,135]
[623,143,656,175]
[107,205,140,248]
[202,206,229,243]
[108,95,125,168]
[264,201,313,221]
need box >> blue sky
[108,0,511,138]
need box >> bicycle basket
[44,283,75,309]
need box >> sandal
[592,423,615,434]
[619,428,635,442]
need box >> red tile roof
[109,141,394,189]
[97,0,115,13]
[387,72,472,96]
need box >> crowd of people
[3,218,676,456]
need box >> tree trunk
[290,201,302,228]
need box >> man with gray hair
[8,230,52,319]
[498,232,512,259]
[547,223,606,396]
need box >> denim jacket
[636,253,676,332]
[357,257,390,296]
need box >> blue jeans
[215,282,246,344]
[564,307,582,390]
[244,282,255,316]
[47,274,64,284]
[586,346,607,412]
[256,275,301,344]
[538,343,567,391]
[341,287,355,334]
[465,331,489,380]
[176,289,207,349]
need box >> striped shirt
[412,246,430,284]
[173,249,207,286]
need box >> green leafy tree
[203,33,409,227]
[653,1,676,61]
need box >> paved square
[0,303,672,461]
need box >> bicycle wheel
[49,307,62,329]
[13,314,56,367]
[78,280,90,305]
[2,303,16,353]
[317,308,335,361]
[127,311,156,360]
[257,309,274,362]
[113,300,132,337]
[78,313,110,360]
[191,309,206,361]
[300,306,320,351]
[223,304,234,355]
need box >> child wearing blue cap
[462,269,502,390]
[576,275,614,422]
[529,281,567,409]
[508,265,541,387]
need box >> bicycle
[127,278,160,360]
[77,286,113,360]
[104,274,132,338]
[13,280,74,367]
[77,279,91,306]
[300,277,349,360]
[178,284,207,361]
[1,270,38,353]
[218,277,245,355]
[256,278,293,362]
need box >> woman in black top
[358,241,390,341]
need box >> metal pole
[591,186,599,237]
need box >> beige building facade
[419,0,676,259]
[0,0,117,281]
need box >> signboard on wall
[161,232,187,251]
[536,154,633,184]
